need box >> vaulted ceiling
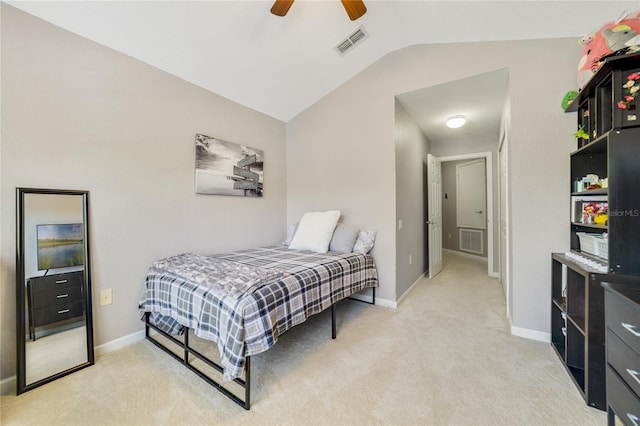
[7,0,635,136]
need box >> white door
[427,154,443,278]
[498,135,509,313]
[456,159,487,229]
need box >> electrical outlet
[398,219,403,230]
[448,233,452,239]
[409,255,412,265]
[100,288,112,306]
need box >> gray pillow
[283,223,299,245]
[352,230,377,254]
[329,224,359,253]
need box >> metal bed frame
[144,288,375,410]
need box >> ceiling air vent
[335,26,368,56]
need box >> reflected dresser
[27,271,85,340]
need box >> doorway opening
[394,68,509,303]
[432,151,494,278]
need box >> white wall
[394,99,429,299]
[1,5,287,382]
[287,39,577,336]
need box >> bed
[138,245,378,409]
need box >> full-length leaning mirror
[16,188,94,394]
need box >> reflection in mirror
[16,188,94,394]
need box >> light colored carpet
[26,325,88,384]
[1,252,606,425]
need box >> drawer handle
[622,322,640,337]
[627,369,640,386]
[57,309,70,314]
[55,279,68,284]
[628,413,640,426]
[56,294,69,299]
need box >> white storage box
[576,232,609,259]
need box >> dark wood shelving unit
[571,188,608,197]
[551,53,640,412]
[570,222,607,230]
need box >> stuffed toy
[577,10,640,89]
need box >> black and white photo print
[195,134,264,197]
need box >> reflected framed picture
[36,223,84,270]
[195,134,264,197]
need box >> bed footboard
[143,292,371,409]
[144,312,251,410]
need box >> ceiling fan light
[271,0,295,17]
[341,0,367,21]
[446,115,466,129]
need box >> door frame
[427,154,443,278]
[437,151,495,277]
[455,158,487,230]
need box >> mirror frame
[16,187,94,394]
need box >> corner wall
[394,99,430,299]
[1,5,287,383]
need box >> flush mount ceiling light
[446,115,466,129]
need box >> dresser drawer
[28,271,84,294]
[608,329,640,398]
[31,286,84,309]
[605,292,640,355]
[33,300,85,326]
[607,366,640,426]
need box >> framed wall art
[195,134,264,197]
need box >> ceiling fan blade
[341,0,367,21]
[271,0,295,17]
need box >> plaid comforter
[138,245,378,381]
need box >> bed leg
[331,305,336,339]
[244,356,251,410]
[144,312,150,337]
[184,328,189,366]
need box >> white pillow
[288,210,341,253]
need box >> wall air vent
[335,26,368,56]
[460,229,483,255]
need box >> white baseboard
[511,325,550,343]
[95,329,145,356]
[348,287,396,309]
[1,375,16,395]
[373,297,396,309]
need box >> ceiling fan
[270,0,367,21]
